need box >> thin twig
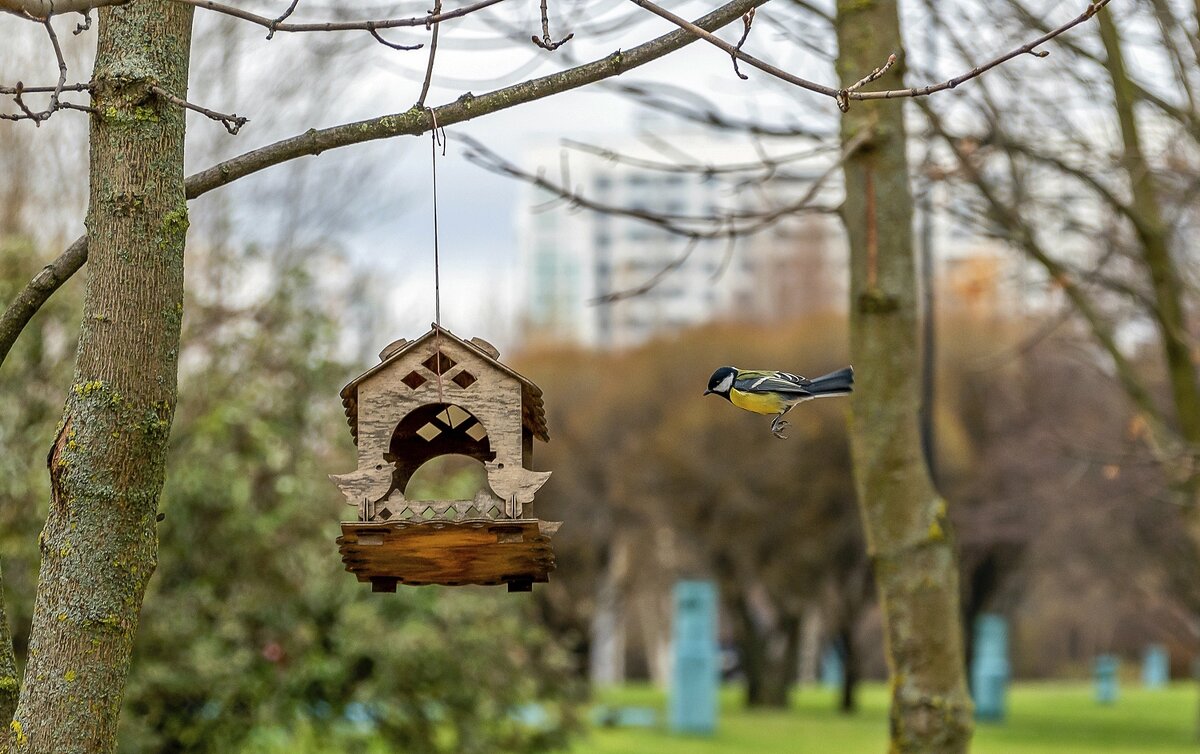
[592,236,701,303]
[368,27,423,50]
[41,16,66,112]
[181,0,507,34]
[532,0,573,50]
[416,0,442,108]
[627,0,839,97]
[150,84,248,134]
[836,53,896,111]
[731,8,755,80]
[265,0,300,39]
[853,1,1113,102]
[561,137,837,176]
[0,14,78,124]
[0,82,88,94]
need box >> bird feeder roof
[339,324,549,444]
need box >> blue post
[669,581,718,735]
[1142,645,1169,689]
[970,614,1009,722]
[820,645,844,689]
[1094,655,1119,705]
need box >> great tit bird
[704,365,854,439]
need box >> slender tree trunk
[0,566,16,730]
[752,612,800,709]
[730,592,769,706]
[835,2,973,752]
[589,536,628,686]
[778,612,801,704]
[838,624,858,714]
[1099,14,1200,542]
[5,3,193,752]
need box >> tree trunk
[589,536,628,687]
[838,624,858,714]
[774,612,801,707]
[1098,13,1200,541]
[730,591,768,706]
[5,3,193,752]
[835,2,973,752]
[752,612,799,709]
[0,566,16,730]
[730,591,797,708]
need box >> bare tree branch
[462,132,840,238]
[0,0,770,370]
[604,80,831,137]
[458,126,869,302]
[731,8,754,80]
[416,0,442,108]
[532,0,573,50]
[149,84,248,134]
[836,52,896,111]
[0,15,91,123]
[627,0,1113,108]
[1001,0,1200,140]
[181,0,504,36]
[265,0,300,39]
[921,100,1175,456]
[0,0,507,35]
[628,0,839,97]
[560,137,837,177]
[592,236,701,303]
[366,28,424,50]
[0,0,124,17]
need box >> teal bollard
[820,645,844,689]
[669,581,719,735]
[1095,655,1119,705]
[970,614,1009,722]
[1142,645,1169,689]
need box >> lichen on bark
[4,1,193,752]
[0,564,17,733]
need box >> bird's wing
[734,370,814,394]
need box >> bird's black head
[705,366,737,400]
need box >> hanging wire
[431,110,446,404]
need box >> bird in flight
[704,365,854,439]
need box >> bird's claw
[771,418,790,439]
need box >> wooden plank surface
[338,519,559,588]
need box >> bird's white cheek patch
[715,374,734,393]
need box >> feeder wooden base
[338,519,559,591]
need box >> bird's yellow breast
[729,388,788,415]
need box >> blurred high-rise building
[516,134,848,349]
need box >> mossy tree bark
[835,2,973,752]
[0,566,16,731]
[3,2,193,752]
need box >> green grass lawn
[576,683,1200,754]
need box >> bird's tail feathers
[808,366,854,395]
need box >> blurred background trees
[920,0,1200,553]
[3,0,1200,750]
[521,310,1200,707]
[0,234,584,754]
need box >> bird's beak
[703,389,713,396]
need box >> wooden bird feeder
[332,325,560,592]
